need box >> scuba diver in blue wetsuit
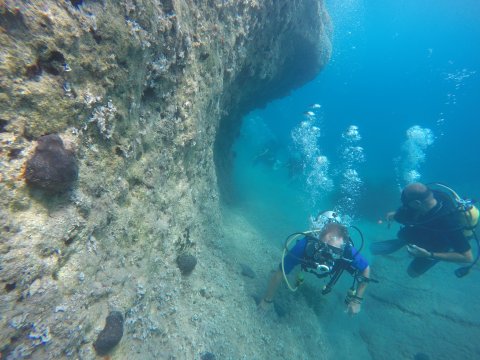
[259,211,374,315]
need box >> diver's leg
[258,270,283,309]
[407,258,439,278]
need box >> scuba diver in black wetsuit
[371,182,479,278]
[259,211,375,315]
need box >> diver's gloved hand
[406,244,431,258]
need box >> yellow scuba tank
[461,205,479,237]
[428,183,479,237]
[427,183,480,278]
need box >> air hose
[281,231,316,292]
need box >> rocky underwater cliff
[0,1,331,358]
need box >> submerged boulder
[25,134,78,193]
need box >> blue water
[231,2,480,359]
[233,0,480,236]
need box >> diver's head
[319,222,349,249]
[401,183,436,213]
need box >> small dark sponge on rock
[414,354,430,360]
[93,311,124,356]
[201,352,216,360]
[176,254,197,275]
[240,263,256,279]
[25,134,78,192]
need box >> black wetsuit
[394,190,471,276]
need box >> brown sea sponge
[176,254,197,275]
[25,134,78,193]
[93,311,124,356]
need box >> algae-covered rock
[0,0,333,358]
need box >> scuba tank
[428,183,479,236]
[459,202,479,238]
[427,183,479,277]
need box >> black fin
[454,266,471,278]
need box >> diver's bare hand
[346,301,361,316]
[407,244,431,258]
[385,211,396,228]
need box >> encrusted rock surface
[0,0,331,358]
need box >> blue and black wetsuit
[282,236,369,275]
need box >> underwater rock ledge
[0,0,331,358]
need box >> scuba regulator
[304,239,344,275]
